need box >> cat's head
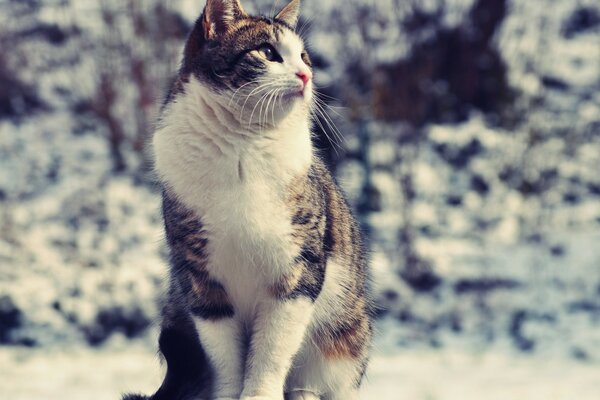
[178,0,312,126]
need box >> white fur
[284,259,364,398]
[154,74,312,315]
[241,298,314,400]
[287,347,361,400]
[154,27,358,400]
[195,318,244,398]
[287,391,320,400]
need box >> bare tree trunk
[397,128,441,292]
[94,74,127,173]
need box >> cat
[125,1,373,399]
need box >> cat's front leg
[240,296,315,400]
[194,317,244,400]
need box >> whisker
[263,86,285,130]
[241,81,279,118]
[250,87,276,129]
[211,68,228,79]
[270,88,285,127]
[228,79,266,107]
[241,77,289,126]
[314,95,346,118]
[312,100,346,151]
[311,80,336,89]
[258,84,282,131]
[311,106,343,156]
[259,88,275,130]
[263,89,277,129]
[315,116,342,156]
[314,90,342,104]
[319,108,346,146]
[296,16,313,39]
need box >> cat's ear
[275,0,301,29]
[202,0,247,39]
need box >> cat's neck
[153,76,313,196]
[161,77,310,151]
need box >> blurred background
[0,0,599,398]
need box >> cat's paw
[286,390,320,400]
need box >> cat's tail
[119,320,210,400]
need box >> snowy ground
[2,331,599,400]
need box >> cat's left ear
[203,0,247,39]
[275,0,301,29]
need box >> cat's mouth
[279,91,306,106]
[282,85,310,100]
[292,89,306,98]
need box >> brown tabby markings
[162,75,188,109]
[316,312,371,360]
[270,164,327,301]
[188,271,233,319]
[268,161,372,365]
[162,189,234,320]
[310,162,371,364]
[182,11,311,90]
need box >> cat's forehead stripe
[228,16,296,47]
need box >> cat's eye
[301,51,312,67]
[258,44,283,63]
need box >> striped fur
[125,1,373,399]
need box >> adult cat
[127,1,373,399]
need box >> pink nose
[296,71,312,85]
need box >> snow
[2,337,599,400]
[366,348,600,400]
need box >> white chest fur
[153,78,313,316]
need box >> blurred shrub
[0,55,45,119]
[82,306,151,346]
[0,295,23,344]
[562,6,600,38]
[373,0,513,125]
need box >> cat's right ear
[275,0,301,29]
[202,0,247,39]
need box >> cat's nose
[296,70,312,86]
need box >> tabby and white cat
[134,1,373,399]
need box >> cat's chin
[281,89,312,105]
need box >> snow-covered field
[2,334,600,400]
